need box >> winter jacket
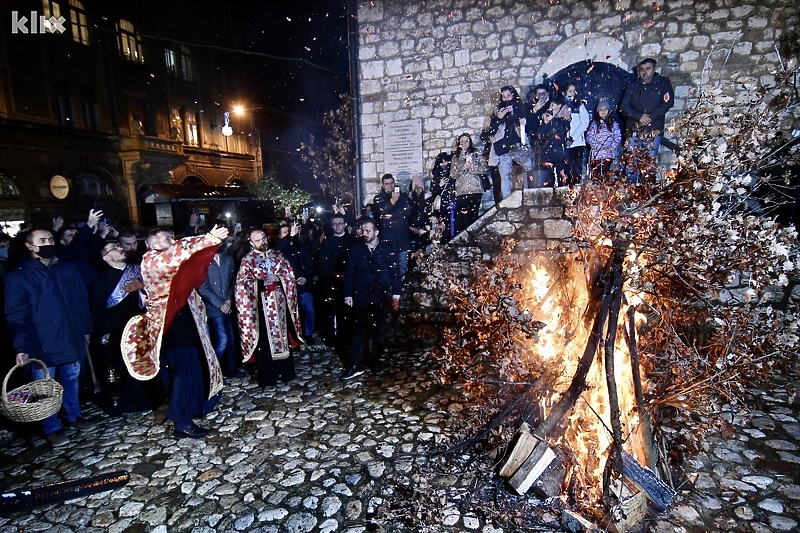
[373,189,411,253]
[4,257,92,366]
[532,119,569,164]
[198,253,235,318]
[452,150,489,197]
[489,100,525,155]
[274,235,315,294]
[344,240,401,306]
[619,73,675,134]
[566,100,590,148]
[316,233,357,282]
[586,120,623,161]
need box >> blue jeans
[208,315,236,370]
[498,153,514,198]
[32,361,81,435]
[397,251,408,278]
[626,134,663,184]
[298,291,315,338]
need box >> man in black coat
[5,229,94,446]
[316,214,356,363]
[620,57,675,159]
[342,219,401,380]
[372,173,411,277]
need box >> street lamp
[229,104,263,178]
[221,111,233,151]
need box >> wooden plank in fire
[620,450,675,512]
[508,441,556,495]
[498,422,538,478]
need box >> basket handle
[2,359,51,402]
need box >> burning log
[619,450,675,511]
[625,305,659,476]
[601,245,627,474]
[0,470,130,514]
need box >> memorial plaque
[383,119,423,191]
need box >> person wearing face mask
[4,229,94,447]
[488,85,533,198]
[562,83,591,185]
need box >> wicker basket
[1,359,63,423]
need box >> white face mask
[566,95,575,101]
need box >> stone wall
[399,188,800,344]
[401,188,575,337]
[355,0,797,202]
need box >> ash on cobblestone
[0,348,798,532]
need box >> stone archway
[535,33,630,84]
[533,33,634,117]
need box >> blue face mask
[0,248,8,260]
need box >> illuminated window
[68,0,89,45]
[117,20,144,64]
[184,109,198,146]
[164,48,176,75]
[179,45,193,81]
[41,0,62,32]
[170,107,183,141]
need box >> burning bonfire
[392,49,800,531]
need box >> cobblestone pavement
[0,347,798,532]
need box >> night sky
[232,0,351,190]
[240,0,351,121]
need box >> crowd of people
[410,57,674,242]
[0,197,412,445]
[0,57,674,447]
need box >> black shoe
[224,367,248,379]
[45,429,69,447]
[66,417,95,432]
[371,362,384,376]
[340,365,365,381]
[174,423,210,439]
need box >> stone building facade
[354,0,797,204]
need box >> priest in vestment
[235,228,303,387]
[121,225,228,439]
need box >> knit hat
[596,99,611,111]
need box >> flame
[518,253,650,507]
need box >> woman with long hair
[451,133,488,234]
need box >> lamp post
[232,105,263,178]
[221,111,233,152]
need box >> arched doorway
[549,60,634,120]
[532,33,634,116]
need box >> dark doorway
[544,60,634,119]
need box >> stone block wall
[399,188,799,344]
[401,188,575,337]
[355,0,797,202]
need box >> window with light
[117,20,145,64]
[68,0,90,45]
